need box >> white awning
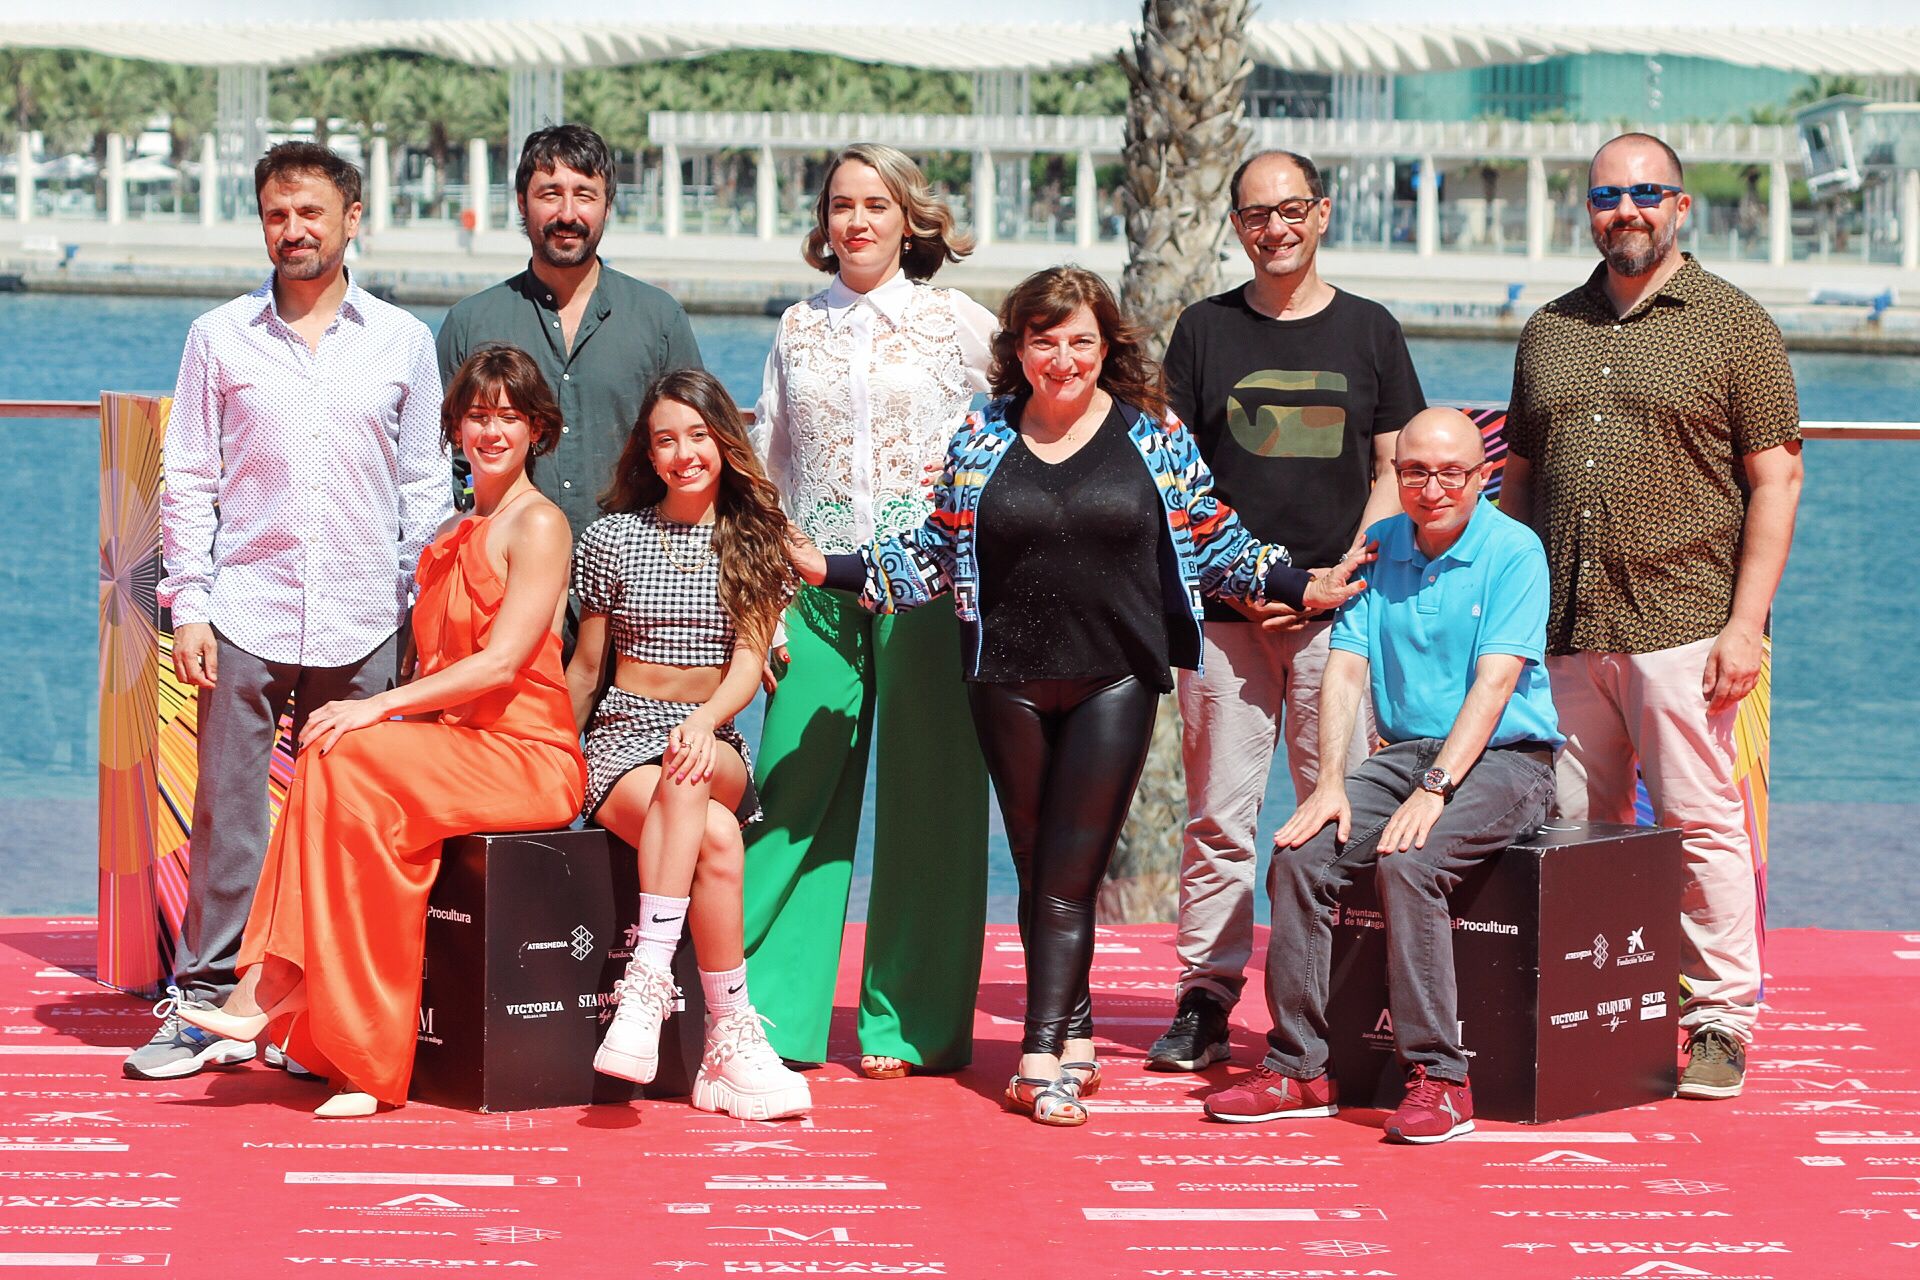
[0,19,1915,77]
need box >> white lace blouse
[752,271,996,554]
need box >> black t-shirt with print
[1163,285,1426,623]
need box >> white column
[466,138,489,234]
[973,147,996,248]
[755,144,777,241]
[1525,156,1547,260]
[1902,168,1920,273]
[662,142,682,239]
[197,133,217,227]
[1768,159,1791,268]
[14,132,31,224]
[1415,154,1438,257]
[1074,148,1097,249]
[105,133,127,225]
[368,135,391,235]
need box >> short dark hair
[1590,132,1685,188]
[442,345,564,477]
[254,141,362,212]
[1229,149,1325,210]
[515,124,615,199]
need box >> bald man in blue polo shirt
[1202,408,1561,1144]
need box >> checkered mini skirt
[582,687,761,826]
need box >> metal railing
[2,401,1913,442]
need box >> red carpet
[0,919,1912,1278]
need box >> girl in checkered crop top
[563,368,807,1120]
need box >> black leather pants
[967,675,1160,1056]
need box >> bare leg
[689,799,747,972]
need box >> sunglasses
[1232,198,1322,230]
[1587,183,1684,211]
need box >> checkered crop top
[572,508,736,667]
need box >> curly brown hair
[989,267,1167,420]
[441,345,564,477]
[600,369,794,653]
[803,143,973,282]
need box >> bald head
[1589,132,1684,189]
[1397,408,1486,468]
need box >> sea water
[2,292,1914,926]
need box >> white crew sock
[634,893,689,970]
[701,963,750,1018]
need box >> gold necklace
[656,513,713,574]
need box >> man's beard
[530,217,603,268]
[1594,218,1675,276]
[274,238,344,282]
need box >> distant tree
[1792,75,1870,107]
[50,53,155,208]
[1109,0,1254,923]
[273,60,358,148]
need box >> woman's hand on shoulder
[1300,539,1378,614]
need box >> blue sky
[7,2,1915,24]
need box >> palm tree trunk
[1100,0,1253,925]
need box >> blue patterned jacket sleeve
[852,421,970,615]
[1159,414,1294,604]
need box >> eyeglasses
[1394,463,1482,490]
[1587,183,1684,211]
[1232,198,1322,230]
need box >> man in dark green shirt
[437,124,702,536]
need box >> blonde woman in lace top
[742,144,994,1080]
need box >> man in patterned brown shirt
[1502,132,1803,1102]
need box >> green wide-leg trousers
[742,587,990,1070]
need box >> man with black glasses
[1149,149,1425,1074]
[1501,133,1802,1102]
[1202,408,1559,1143]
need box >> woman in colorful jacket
[786,267,1370,1127]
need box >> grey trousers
[1262,738,1554,1083]
[1173,621,1374,1009]
[173,628,397,1002]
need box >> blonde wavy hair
[803,143,974,281]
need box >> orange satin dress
[237,511,587,1106]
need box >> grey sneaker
[1146,990,1232,1072]
[122,986,256,1081]
[263,1041,321,1080]
[1678,1027,1747,1099]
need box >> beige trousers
[1172,620,1374,1008]
[1548,637,1760,1042]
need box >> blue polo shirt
[1330,499,1561,749]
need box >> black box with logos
[1323,819,1683,1124]
[409,827,707,1113]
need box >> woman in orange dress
[179,346,586,1117]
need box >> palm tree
[1103,0,1253,924]
[274,59,357,147]
[392,57,504,218]
[52,53,155,211]
[148,64,213,212]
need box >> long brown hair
[441,345,564,477]
[600,369,793,652]
[803,143,973,282]
[989,267,1167,420]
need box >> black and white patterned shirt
[572,508,735,667]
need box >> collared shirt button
[1592,413,1602,423]
[1580,559,1590,568]
[562,373,571,381]
[1585,458,1596,468]
[562,480,572,489]
[1601,366,1611,376]
[1427,575,1436,583]
[551,320,560,329]
[561,425,570,434]
[1582,508,1591,518]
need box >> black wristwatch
[1419,766,1457,800]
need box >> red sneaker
[1202,1064,1338,1123]
[1384,1065,1474,1144]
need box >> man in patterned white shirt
[125,142,452,1082]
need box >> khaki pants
[1549,638,1760,1043]
[1172,620,1374,1009]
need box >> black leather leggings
[967,675,1160,1056]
